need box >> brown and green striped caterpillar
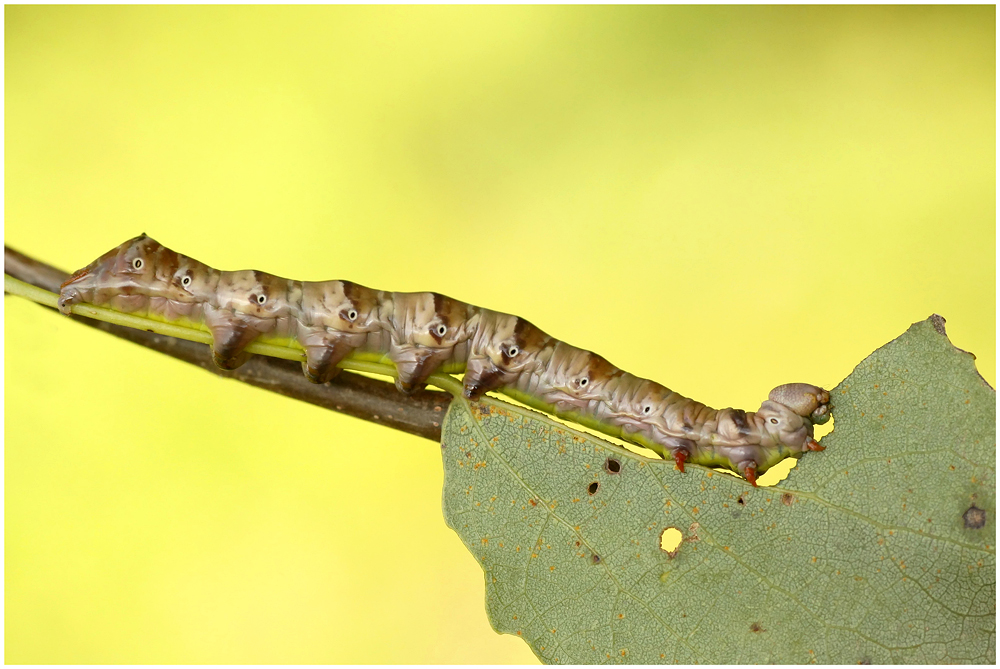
[58,233,831,486]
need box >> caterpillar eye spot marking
[58,234,831,485]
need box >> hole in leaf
[659,527,683,553]
[605,457,621,474]
[813,414,835,440]
[737,493,749,507]
[587,481,600,496]
[963,505,986,529]
[591,554,601,564]
[754,457,797,487]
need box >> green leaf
[441,316,995,664]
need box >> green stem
[4,273,465,397]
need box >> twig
[4,245,452,441]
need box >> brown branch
[4,245,452,441]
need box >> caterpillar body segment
[58,234,831,485]
[382,292,480,394]
[462,311,553,401]
[297,280,384,384]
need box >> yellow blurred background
[5,6,994,664]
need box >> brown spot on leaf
[781,493,795,506]
[686,522,701,542]
[750,622,766,633]
[963,505,987,530]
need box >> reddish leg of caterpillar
[743,464,758,487]
[805,438,825,452]
[673,450,687,473]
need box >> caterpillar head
[768,383,831,424]
[58,233,164,314]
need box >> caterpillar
[57,233,831,486]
